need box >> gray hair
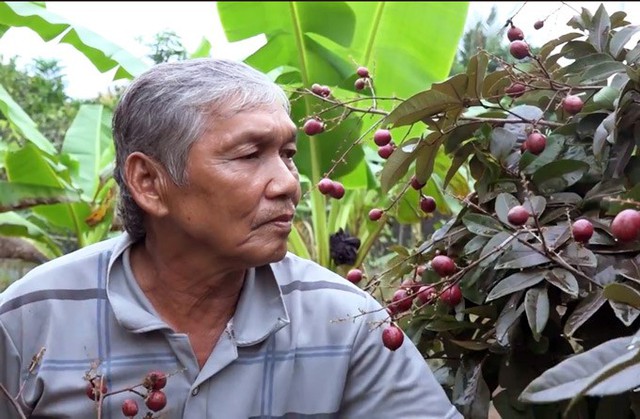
[112,58,290,241]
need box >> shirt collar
[105,233,290,345]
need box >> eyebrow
[235,130,297,146]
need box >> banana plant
[217,1,471,270]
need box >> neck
[129,237,246,334]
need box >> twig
[0,383,27,419]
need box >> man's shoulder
[270,252,369,301]
[0,235,122,303]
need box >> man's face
[161,105,301,267]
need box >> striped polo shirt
[0,233,462,418]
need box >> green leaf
[495,193,520,226]
[519,337,640,403]
[0,84,55,154]
[609,300,640,327]
[481,70,510,102]
[560,243,597,268]
[383,74,468,127]
[486,270,546,302]
[525,286,549,341]
[588,4,611,53]
[379,138,419,194]
[415,133,446,187]
[594,112,616,157]
[0,211,62,257]
[495,292,525,346]
[5,143,89,242]
[523,195,547,221]
[532,160,590,194]
[544,268,579,298]
[347,2,469,101]
[452,359,491,419]
[539,32,584,60]
[478,231,513,268]
[611,25,640,59]
[582,61,628,84]
[466,51,488,99]
[557,40,598,60]
[0,181,79,212]
[189,37,212,59]
[443,142,474,189]
[521,135,564,174]
[449,339,490,351]
[490,127,517,163]
[495,245,551,270]
[463,235,488,257]
[462,213,504,237]
[61,105,113,201]
[603,282,640,309]
[555,53,614,78]
[563,290,607,337]
[593,87,620,111]
[0,2,147,80]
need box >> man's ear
[123,152,172,218]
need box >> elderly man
[0,58,461,418]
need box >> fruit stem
[289,2,329,266]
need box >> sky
[0,1,637,100]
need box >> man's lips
[269,213,294,223]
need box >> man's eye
[283,149,297,159]
[241,152,260,160]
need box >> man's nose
[266,156,300,200]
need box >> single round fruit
[507,26,525,42]
[145,390,167,412]
[377,144,395,159]
[420,196,437,213]
[85,381,108,401]
[416,285,437,306]
[431,255,457,277]
[534,20,544,30]
[320,85,331,97]
[562,95,584,115]
[611,209,640,242]
[525,132,546,155]
[507,205,530,226]
[354,78,366,91]
[330,181,345,200]
[416,264,426,276]
[145,371,167,390]
[390,289,413,312]
[572,219,594,243]
[121,399,139,417]
[505,82,526,98]
[368,208,384,221]
[303,118,324,136]
[374,129,392,146]
[382,325,404,351]
[311,83,324,95]
[510,40,530,59]
[317,178,335,195]
[356,66,370,78]
[410,175,426,190]
[401,278,422,293]
[346,268,363,284]
[440,284,463,307]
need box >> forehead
[205,106,297,147]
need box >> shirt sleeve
[339,295,463,419]
[0,319,25,419]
